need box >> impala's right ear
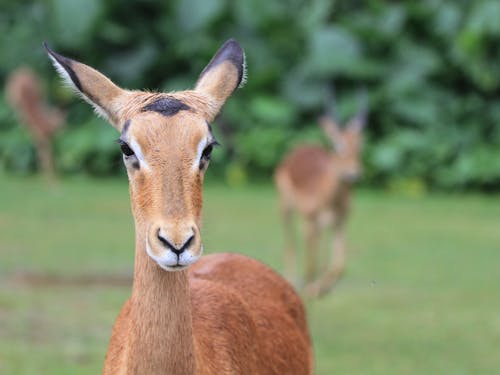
[318,116,343,151]
[44,42,128,131]
[195,39,246,121]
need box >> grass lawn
[0,175,499,374]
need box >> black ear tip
[218,39,245,87]
[43,42,58,58]
[221,39,244,61]
[199,38,246,89]
[42,42,73,67]
[223,39,243,51]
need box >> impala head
[45,40,246,271]
[319,87,368,183]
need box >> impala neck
[126,220,196,374]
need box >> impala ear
[318,116,344,151]
[195,39,246,121]
[348,88,368,132]
[347,115,367,132]
[44,42,128,130]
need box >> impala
[6,67,64,180]
[45,40,313,374]
[275,87,367,297]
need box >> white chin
[146,241,202,272]
[179,246,203,266]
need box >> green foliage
[0,0,499,190]
[0,96,35,173]
[56,117,121,175]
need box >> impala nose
[146,224,202,270]
[157,228,195,255]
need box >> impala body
[275,93,367,297]
[46,40,313,374]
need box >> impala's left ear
[347,115,367,132]
[43,42,130,130]
[195,39,246,121]
[348,89,369,132]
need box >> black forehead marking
[121,119,131,137]
[142,96,191,117]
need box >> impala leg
[281,204,298,285]
[304,217,320,284]
[318,220,347,296]
[331,222,347,281]
[36,137,56,183]
[304,217,346,298]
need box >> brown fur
[46,40,313,374]
[275,114,365,298]
[105,253,313,374]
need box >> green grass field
[0,176,499,374]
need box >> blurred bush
[1,0,499,190]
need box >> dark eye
[202,145,213,161]
[119,140,135,157]
[199,144,214,170]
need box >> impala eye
[199,141,218,170]
[119,140,135,157]
[202,145,213,161]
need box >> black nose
[157,230,194,256]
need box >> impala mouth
[145,236,203,272]
[156,261,189,272]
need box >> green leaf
[50,0,102,46]
[307,26,361,75]
[249,96,296,126]
[175,0,226,32]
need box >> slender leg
[281,204,298,285]
[36,137,56,183]
[304,215,347,298]
[304,217,320,284]
[315,220,347,297]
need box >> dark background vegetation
[1,0,499,192]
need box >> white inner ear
[193,137,209,171]
[129,139,150,170]
[238,51,248,89]
[48,55,109,121]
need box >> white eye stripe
[129,139,150,170]
[193,138,209,172]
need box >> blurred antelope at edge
[45,40,313,374]
[275,86,368,297]
[6,67,65,181]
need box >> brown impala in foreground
[45,40,313,374]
